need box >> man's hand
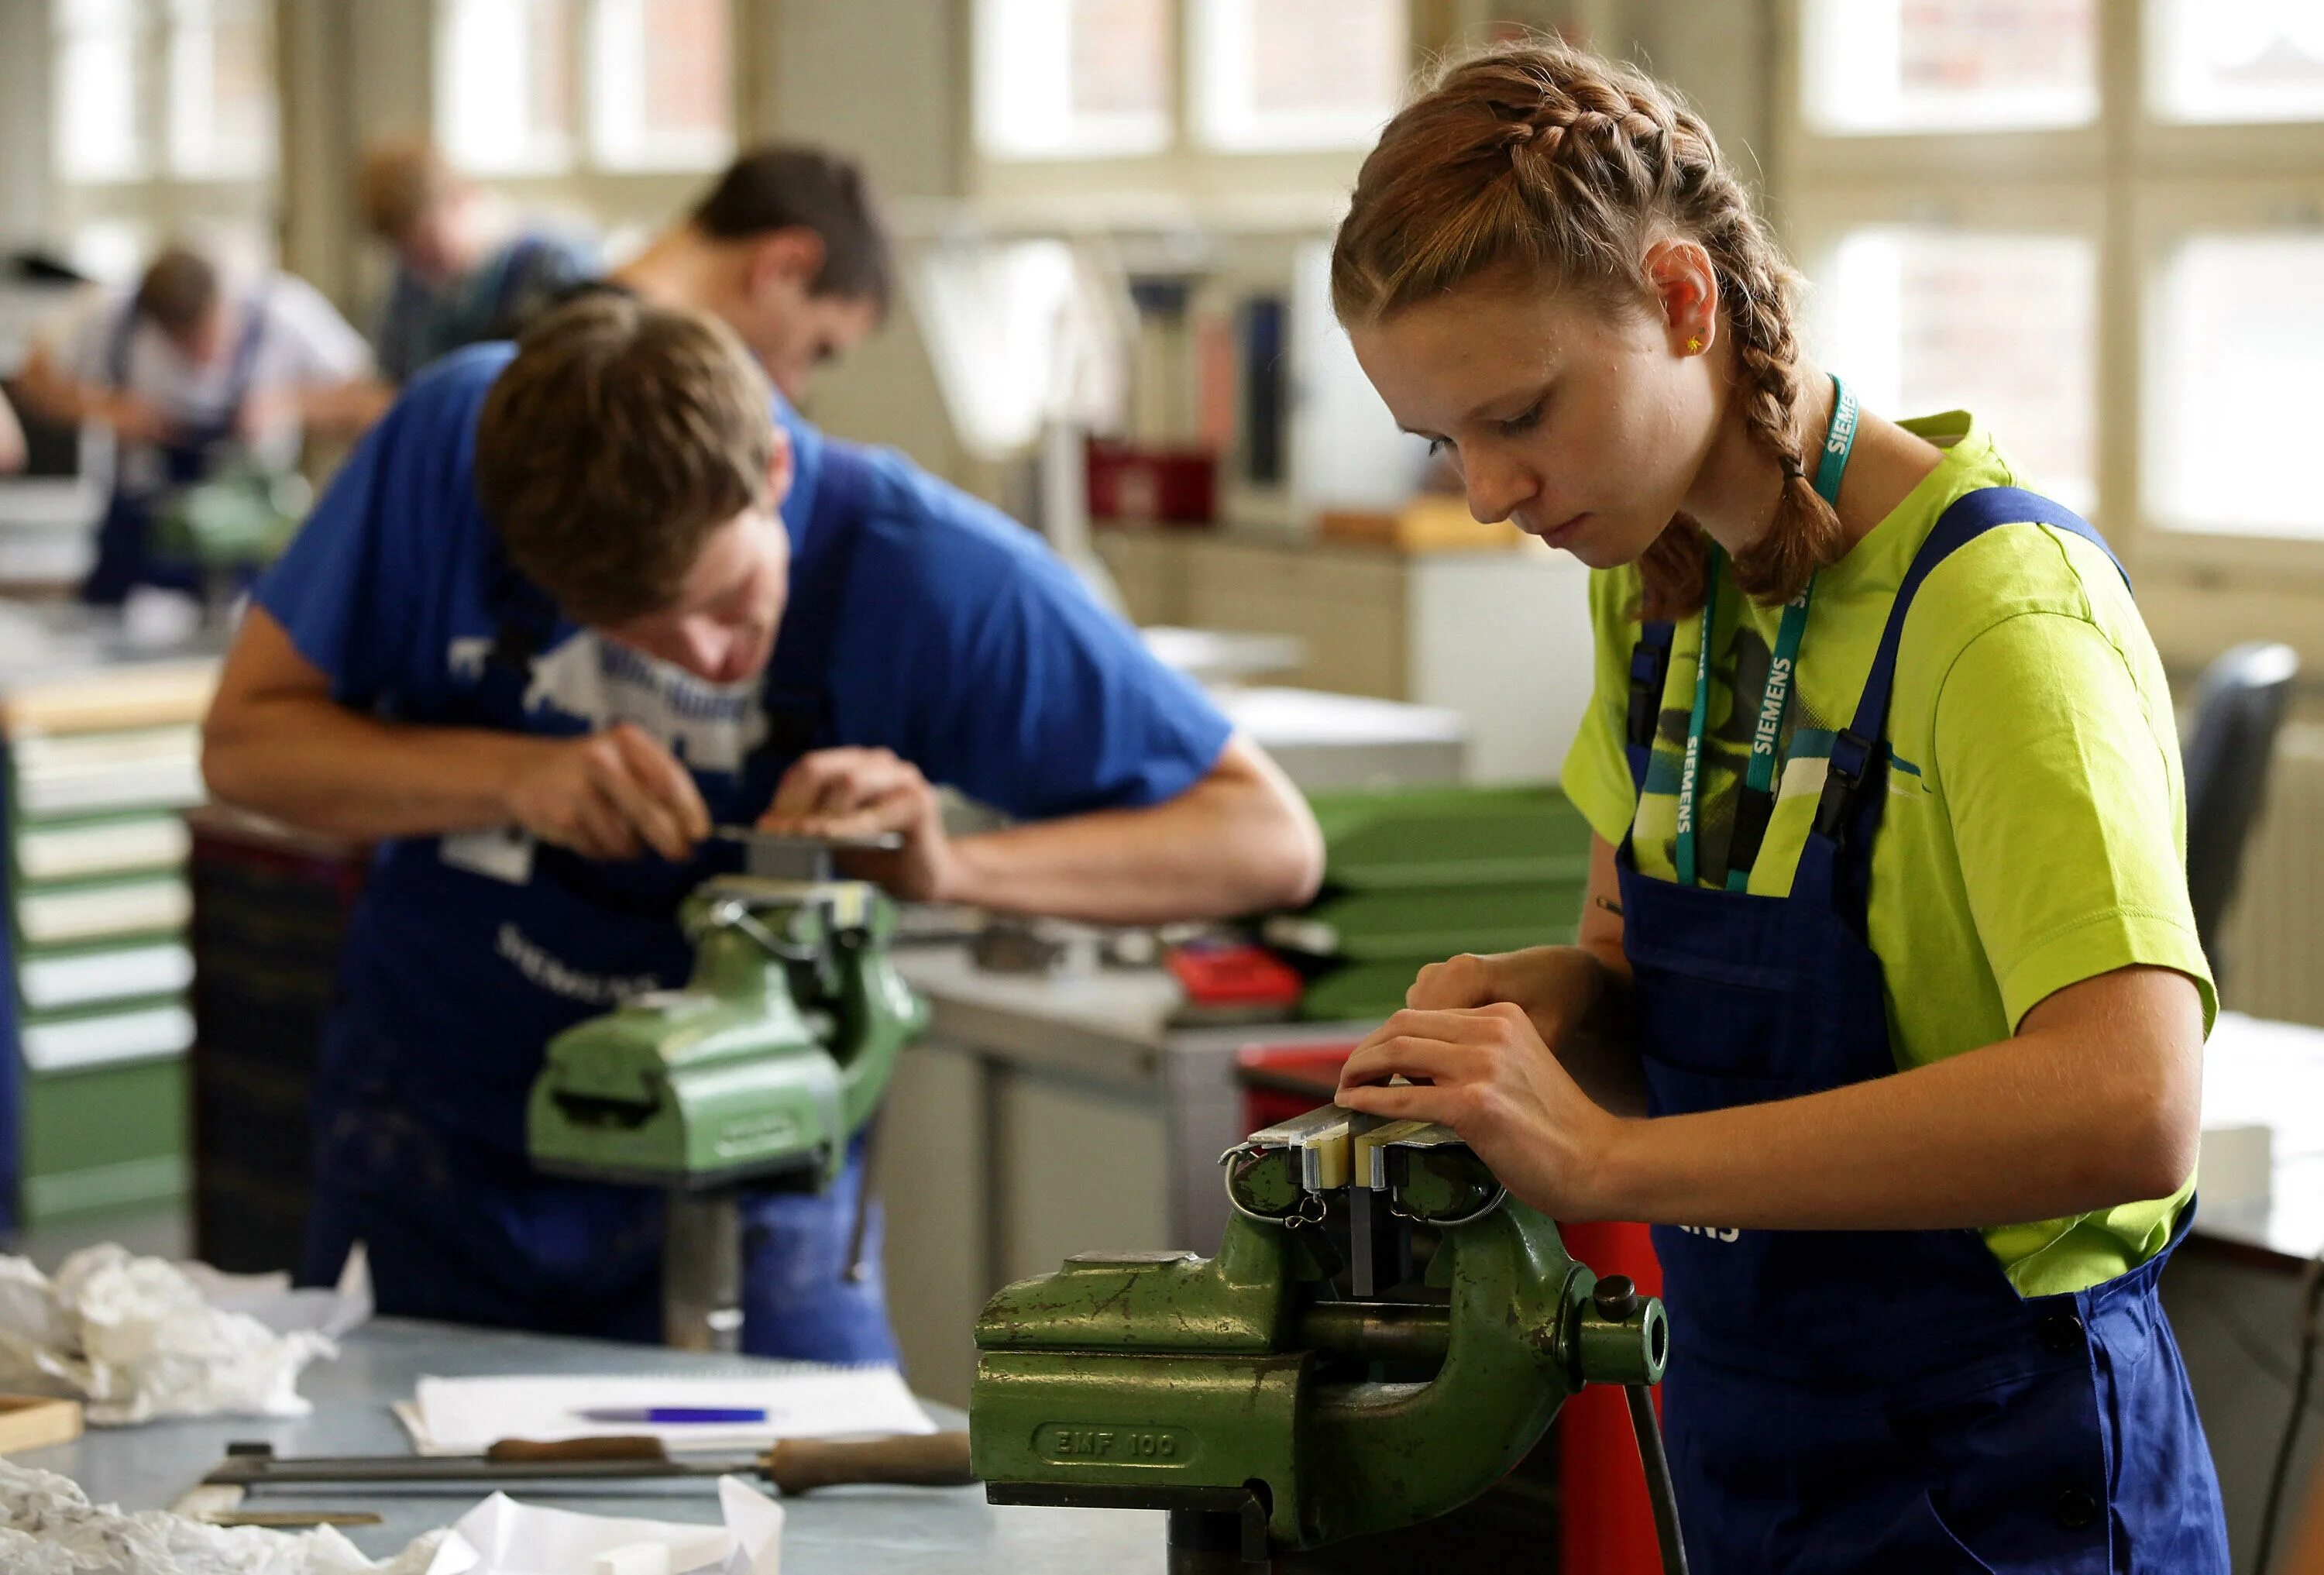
[504,722,711,861]
[101,392,179,446]
[759,746,954,902]
[235,388,301,449]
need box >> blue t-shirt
[256,343,1231,1147]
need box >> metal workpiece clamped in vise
[968,1103,1687,1573]
[525,832,929,1351]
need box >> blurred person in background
[362,139,598,383]
[0,386,24,473]
[15,244,386,604]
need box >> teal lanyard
[1675,375,1858,890]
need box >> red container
[1233,1040,1359,1132]
[1087,438,1218,524]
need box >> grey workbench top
[12,1318,1165,1571]
[2191,1012,2324,1265]
[893,944,1372,1089]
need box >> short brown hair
[689,144,892,315]
[1333,41,1834,621]
[134,246,221,340]
[476,294,777,625]
[359,138,460,243]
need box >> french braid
[1332,41,1844,621]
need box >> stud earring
[1686,335,1703,353]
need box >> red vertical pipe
[1559,1219,1668,1574]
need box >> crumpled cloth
[0,1460,442,1574]
[0,1244,369,1424]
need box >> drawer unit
[1,660,217,1226]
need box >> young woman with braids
[1331,42,2227,1571]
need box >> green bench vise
[527,835,928,1350]
[971,1104,1686,1573]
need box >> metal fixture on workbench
[969,1103,1687,1573]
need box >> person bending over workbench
[201,294,1321,1360]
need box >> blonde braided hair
[1332,40,1842,621]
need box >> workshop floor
[8,1202,189,1273]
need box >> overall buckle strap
[1815,487,2128,862]
[1813,728,1877,840]
[1628,622,1674,749]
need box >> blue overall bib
[300,442,900,1364]
[85,293,271,604]
[1618,487,2228,1572]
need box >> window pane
[167,0,275,179]
[590,0,734,170]
[2152,0,2324,125]
[2150,235,2324,538]
[54,0,149,184]
[1802,0,2097,134]
[1193,0,1407,153]
[978,0,1172,160]
[1815,229,2097,514]
[438,0,576,174]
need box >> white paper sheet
[421,1478,782,1575]
[407,1368,933,1456]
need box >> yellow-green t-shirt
[1560,411,2215,1298]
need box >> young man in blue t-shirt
[201,152,1321,1360]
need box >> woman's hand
[1336,1002,1633,1221]
[1408,947,1610,1044]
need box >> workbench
[9,1317,1164,1570]
[2163,1012,2324,1557]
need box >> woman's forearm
[1593,968,2202,1229]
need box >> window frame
[964,0,1426,225]
[428,0,743,242]
[1772,0,2324,590]
[50,0,278,280]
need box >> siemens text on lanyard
[1674,374,1858,891]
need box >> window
[1818,229,2097,512]
[437,0,578,176]
[977,0,1174,160]
[2147,234,2324,535]
[50,0,277,279]
[53,0,150,185]
[1786,0,2324,562]
[2150,0,2324,125]
[974,0,1408,165]
[1191,0,1407,153]
[589,0,734,170]
[1801,0,2097,133]
[435,0,734,180]
[166,0,274,179]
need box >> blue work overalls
[83,292,270,604]
[1618,488,2229,1572]
[300,442,899,1364]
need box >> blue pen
[576,1422,776,1431]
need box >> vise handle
[488,1430,978,1492]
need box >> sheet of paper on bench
[411,1367,934,1456]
